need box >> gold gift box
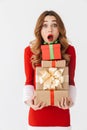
[41,60,66,68]
[34,90,69,106]
[35,59,69,106]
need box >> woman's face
[41,15,59,44]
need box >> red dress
[24,44,76,127]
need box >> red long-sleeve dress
[24,44,76,127]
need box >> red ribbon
[52,61,56,67]
[50,90,54,105]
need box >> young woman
[23,10,76,130]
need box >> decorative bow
[38,68,64,90]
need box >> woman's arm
[23,46,34,104]
[57,45,77,109]
[23,46,46,110]
[68,45,76,104]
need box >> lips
[47,34,53,41]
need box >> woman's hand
[25,95,46,110]
[57,97,73,110]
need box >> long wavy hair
[30,10,70,68]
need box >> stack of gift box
[34,44,69,106]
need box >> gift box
[35,67,69,90]
[34,90,69,106]
[41,60,66,68]
[41,44,61,60]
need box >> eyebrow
[43,20,57,22]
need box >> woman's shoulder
[24,44,33,57]
[24,45,30,52]
[66,44,76,55]
[24,40,36,53]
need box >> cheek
[55,30,59,37]
[41,30,43,37]
[41,30,46,39]
[57,32,59,37]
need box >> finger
[31,97,36,105]
[61,97,68,110]
[38,102,46,110]
[35,102,42,108]
[57,101,62,108]
[69,100,73,107]
[31,103,41,110]
[34,102,46,110]
[64,97,68,108]
[30,101,41,109]
[60,97,63,108]
[36,101,45,107]
[30,95,36,103]
[63,97,66,107]
[67,97,73,107]
[60,97,65,108]
[32,95,36,100]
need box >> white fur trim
[23,85,34,103]
[28,126,71,130]
[69,85,76,104]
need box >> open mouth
[47,34,53,41]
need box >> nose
[48,25,52,32]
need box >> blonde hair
[30,10,70,68]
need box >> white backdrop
[0,0,87,130]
